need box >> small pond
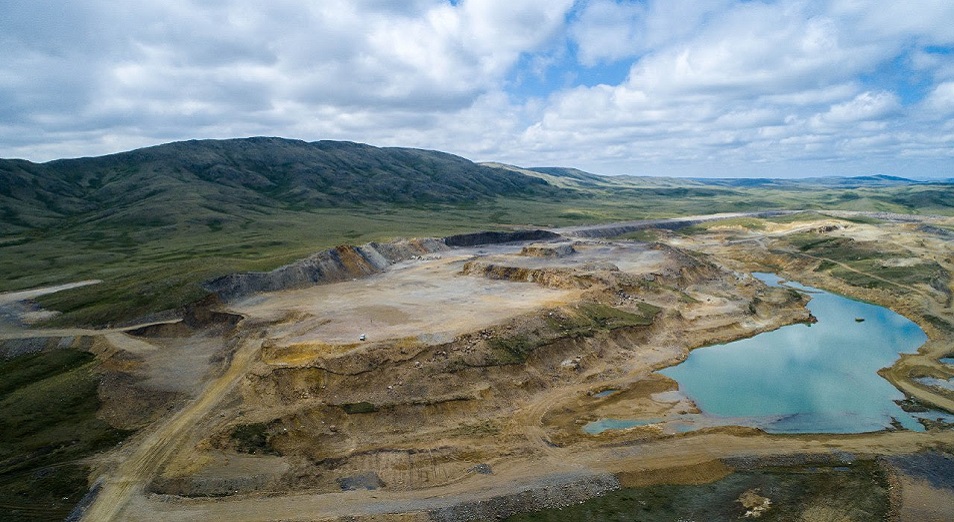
[656,273,928,433]
[584,274,950,435]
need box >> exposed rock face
[520,243,576,258]
[203,238,447,301]
[444,229,560,247]
[204,231,567,301]
[460,262,591,289]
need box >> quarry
[3,211,953,521]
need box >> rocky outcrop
[520,243,575,258]
[205,230,570,302]
[203,238,447,301]
[460,261,592,289]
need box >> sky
[2,0,953,178]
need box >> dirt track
[103,430,954,521]
[80,337,261,521]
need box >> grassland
[6,182,949,327]
[0,350,130,521]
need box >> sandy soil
[234,245,584,347]
[896,476,954,522]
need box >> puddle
[916,376,954,393]
[583,418,659,435]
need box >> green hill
[0,137,553,236]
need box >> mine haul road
[78,337,262,522]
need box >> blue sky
[2,0,953,177]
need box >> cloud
[1,1,952,177]
[518,1,954,174]
[570,0,735,66]
[922,82,954,116]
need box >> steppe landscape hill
[0,137,558,237]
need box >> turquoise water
[659,273,928,434]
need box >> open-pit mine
[4,211,953,521]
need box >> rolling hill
[0,137,555,236]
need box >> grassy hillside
[2,138,953,326]
[0,137,557,236]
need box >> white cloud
[812,91,900,126]
[922,82,954,116]
[570,0,733,66]
[1,0,953,177]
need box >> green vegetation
[677,216,767,235]
[506,461,891,522]
[342,401,378,414]
[778,231,952,295]
[231,422,276,455]
[0,350,131,521]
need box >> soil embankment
[204,238,447,301]
[556,211,795,238]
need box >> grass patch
[342,402,378,414]
[231,422,276,455]
[0,350,131,522]
[922,314,953,333]
[786,229,950,293]
[575,302,659,329]
[679,216,768,234]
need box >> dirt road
[110,429,954,521]
[79,337,261,521]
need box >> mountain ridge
[0,137,555,236]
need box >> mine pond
[590,273,940,435]
[664,272,929,433]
